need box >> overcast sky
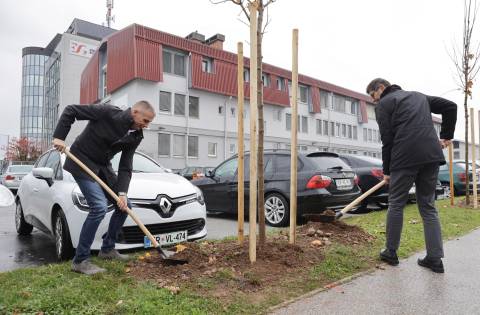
[0,0,475,141]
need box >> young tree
[5,137,42,161]
[450,0,480,205]
[212,0,276,244]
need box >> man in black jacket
[53,101,155,275]
[366,78,457,273]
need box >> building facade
[78,24,442,170]
[20,19,116,150]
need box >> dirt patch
[127,221,375,304]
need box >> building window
[159,91,171,112]
[299,85,308,103]
[323,120,329,135]
[348,125,352,139]
[286,113,291,131]
[230,107,236,117]
[229,143,236,154]
[163,49,185,76]
[277,78,285,91]
[454,151,460,159]
[302,116,308,133]
[316,119,322,135]
[333,94,346,112]
[189,96,199,118]
[202,57,213,73]
[262,73,270,87]
[353,126,358,140]
[350,100,358,115]
[363,128,368,142]
[174,94,186,116]
[341,124,347,138]
[208,142,217,157]
[188,135,198,158]
[218,106,223,115]
[158,133,170,156]
[320,90,329,108]
[173,134,185,157]
[101,65,107,99]
[453,141,459,149]
[367,104,376,120]
[336,123,341,137]
[368,129,373,142]
[373,130,377,143]
[330,121,335,136]
[243,69,250,82]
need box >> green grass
[1,199,480,314]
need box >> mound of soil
[128,221,375,295]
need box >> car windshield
[8,165,33,173]
[110,152,165,173]
[307,156,352,171]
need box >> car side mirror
[33,167,54,186]
[207,170,214,177]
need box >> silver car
[1,164,34,192]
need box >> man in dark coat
[366,78,457,273]
[53,101,155,275]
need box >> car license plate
[336,179,352,190]
[144,230,187,248]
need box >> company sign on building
[69,40,97,58]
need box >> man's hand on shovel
[52,138,66,153]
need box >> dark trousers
[73,176,129,264]
[386,163,444,259]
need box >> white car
[15,149,207,260]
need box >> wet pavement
[0,203,58,271]
[272,228,480,315]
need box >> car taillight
[306,175,332,189]
[354,175,359,185]
[371,168,384,179]
[5,175,15,180]
[458,172,466,182]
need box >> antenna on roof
[106,0,114,28]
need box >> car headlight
[194,186,205,205]
[72,191,115,212]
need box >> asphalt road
[0,203,275,272]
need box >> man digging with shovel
[367,78,457,273]
[52,101,155,275]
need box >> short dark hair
[366,78,391,94]
[133,100,155,114]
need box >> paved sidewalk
[272,229,480,315]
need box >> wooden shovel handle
[64,148,161,248]
[340,179,387,214]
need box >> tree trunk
[464,90,470,205]
[257,2,266,244]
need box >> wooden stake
[289,29,299,245]
[470,108,478,208]
[237,42,245,243]
[248,2,258,263]
[448,142,455,206]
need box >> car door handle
[33,188,39,192]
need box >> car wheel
[348,199,372,214]
[442,185,451,198]
[15,200,33,235]
[54,211,75,261]
[264,193,289,227]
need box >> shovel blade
[156,246,188,265]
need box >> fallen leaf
[116,300,123,306]
[164,286,180,295]
[138,256,145,261]
[145,252,151,258]
[176,244,187,253]
[124,268,131,273]
[208,256,217,264]
[311,240,323,247]
[376,265,386,270]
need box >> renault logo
[159,197,172,214]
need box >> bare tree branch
[262,5,272,34]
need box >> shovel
[318,179,387,223]
[64,148,187,265]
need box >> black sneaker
[380,249,399,266]
[417,256,444,273]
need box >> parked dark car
[438,160,480,196]
[192,150,362,227]
[338,154,388,212]
[408,180,446,202]
[177,166,215,180]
